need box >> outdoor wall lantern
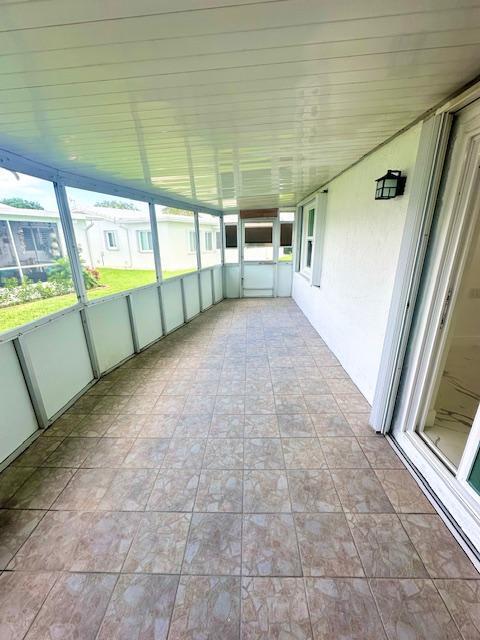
[374,170,406,200]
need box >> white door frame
[390,97,480,554]
[240,217,279,297]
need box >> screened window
[0,169,77,334]
[104,230,118,250]
[243,221,273,261]
[301,203,315,274]
[155,206,197,279]
[66,187,156,299]
[224,214,239,263]
[279,211,294,262]
[199,213,221,267]
[137,230,153,252]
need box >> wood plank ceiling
[1,0,480,210]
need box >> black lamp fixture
[374,170,406,200]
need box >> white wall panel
[86,298,134,373]
[183,274,201,319]
[162,279,184,332]
[293,124,422,403]
[213,266,223,302]
[0,341,38,463]
[225,265,241,298]
[277,264,293,297]
[23,312,93,419]
[130,287,162,349]
[200,270,213,310]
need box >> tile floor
[0,298,478,639]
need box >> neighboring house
[0,204,221,283]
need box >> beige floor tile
[242,513,301,576]
[9,510,87,570]
[7,467,75,509]
[13,437,63,467]
[97,468,157,511]
[162,438,206,470]
[370,578,461,640]
[147,469,199,511]
[400,514,478,578]
[245,414,279,437]
[244,438,284,469]
[168,576,240,640]
[244,469,291,512]
[69,511,140,572]
[82,437,135,468]
[331,469,394,513]
[204,438,244,469]
[0,509,45,569]
[346,513,428,578]
[123,512,190,573]
[121,437,169,468]
[295,513,364,577]
[319,437,370,469]
[287,470,342,512]
[241,577,312,640]
[0,571,58,640]
[183,513,242,575]
[52,468,116,510]
[0,466,36,507]
[311,414,354,437]
[25,573,117,640]
[195,469,243,512]
[209,414,245,437]
[435,579,480,640]
[282,438,327,469]
[97,574,178,640]
[278,414,316,437]
[174,413,211,437]
[374,469,435,514]
[306,577,386,639]
[357,437,404,469]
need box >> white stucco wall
[293,124,422,403]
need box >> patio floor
[0,298,478,639]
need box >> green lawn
[0,267,195,333]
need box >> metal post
[14,336,49,428]
[126,294,140,353]
[54,182,87,304]
[148,202,167,335]
[220,214,226,300]
[194,211,203,311]
[54,181,101,378]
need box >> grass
[0,266,196,333]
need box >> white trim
[391,98,480,549]
[371,113,453,433]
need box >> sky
[0,168,150,212]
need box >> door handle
[439,287,453,330]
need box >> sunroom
[1,1,480,638]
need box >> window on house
[224,214,239,263]
[66,187,156,299]
[154,206,197,279]
[301,203,315,274]
[204,231,213,251]
[0,169,77,334]
[104,230,118,250]
[215,231,221,250]
[188,230,197,253]
[199,212,221,267]
[137,230,153,252]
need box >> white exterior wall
[293,124,422,403]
